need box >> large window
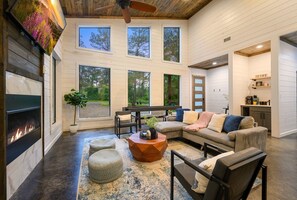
[127,27,150,58]
[128,70,150,106]
[164,74,180,106]
[79,65,110,118]
[51,57,57,124]
[163,27,180,63]
[79,27,111,52]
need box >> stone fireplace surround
[6,72,43,199]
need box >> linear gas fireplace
[6,94,41,165]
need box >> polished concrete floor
[10,129,297,200]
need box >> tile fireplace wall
[5,72,43,199]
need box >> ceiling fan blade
[94,4,115,11]
[130,1,156,13]
[121,7,131,23]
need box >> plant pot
[149,128,158,139]
[69,124,79,134]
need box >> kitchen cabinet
[241,105,271,131]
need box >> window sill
[76,46,113,55]
[162,60,182,65]
[126,54,152,61]
[78,117,113,122]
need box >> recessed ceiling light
[212,62,217,65]
[256,44,263,49]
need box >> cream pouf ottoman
[89,139,116,156]
[88,149,123,183]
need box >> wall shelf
[251,76,271,81]
[252,86,271,89]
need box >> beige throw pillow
[207,114,227,133]
[118,114,131,121]
[239,116,255,129]
[183,111,199,124]
[192,151,234,193]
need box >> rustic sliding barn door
[192,76,205,112]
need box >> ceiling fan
[95,0,157,23]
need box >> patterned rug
[77,136,262,200]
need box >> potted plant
[64,89,88,134]
[145,116,159,139]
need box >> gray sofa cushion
[155,121,186,133]
[185,128,235,148]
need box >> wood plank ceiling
[189,54,228,70]
[59,0,213,19]
[234,41,271,57]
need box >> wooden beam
[65,15,187,20]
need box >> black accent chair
[171,146,267,200]
[114,111,137,138]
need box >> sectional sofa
[154,113,268,152]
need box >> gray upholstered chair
[114,111,137,138]
[171,146,267,200]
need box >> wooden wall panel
[6,23,42,81]
[0,2,7,199]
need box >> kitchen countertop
[241,104,271,107]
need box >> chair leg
[262,165,267,200]
[130,127,132,133]
[170,151,174,200]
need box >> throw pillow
[183,111,199,124]
[192,151,234,193]
[207,114,227,133]
[239,116,255,129]
[194,111,214,127]
[176,108,190,122]
[118,114,131,121]
[223,115,244,133]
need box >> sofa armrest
[232,126,268,152]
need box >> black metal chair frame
[170,143,267,200]
[114,111,137,138]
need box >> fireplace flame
[10,124,35,144]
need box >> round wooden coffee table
[127,132,168,162]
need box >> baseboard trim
[280,129,297,138]
[44,131,62,155]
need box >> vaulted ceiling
[59,0,212,19]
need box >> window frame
[76,25,112,54]
[77,64,112,121]
[51,56,57,124]
[127,70,151,107]
[126,26,152,60]
[163,73,180,106]
[162,26,182,64]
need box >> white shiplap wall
[249,52,271,101]
[189,0,297,137]
[279,41,297,136]
[61,18,189,131]
[188,0,297,65]
[232,54,250,115]
[206,66,229,113]
[44,39,63,154]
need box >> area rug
[77,136,262,200]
